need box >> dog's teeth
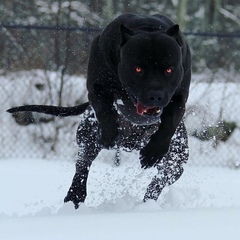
[156,109,161,113]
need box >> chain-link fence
[1,26,240,168]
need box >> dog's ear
[119,24,135,46]
[167,24,179,37]
[167,24,183,47]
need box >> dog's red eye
[165,67,173,74]
[135,67,142,73]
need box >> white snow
[1,155,240,239]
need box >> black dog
[8,13,191,209]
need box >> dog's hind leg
[143,121,189,202]
[64,113,101,209]
[143,163,184,201]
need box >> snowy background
[1,70,240,239]
[2,70,240,166]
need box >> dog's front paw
[140,142,169,169]
[64,189,86,209]
[98,126,119,149]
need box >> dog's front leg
[64,117,101,209]
[88,87,119,149]
[64,155,93,209]
[140,94,186,168]
[87,36,119,149]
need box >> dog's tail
[7,102,90,117]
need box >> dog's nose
[148,90,165,105]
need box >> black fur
[86,14,191,168]
[7,14,191,209]
[7,102,89,117]
[63,106,189,208]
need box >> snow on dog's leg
[64,111,101,209]
[143,121,189,202]
[143,168,168,201]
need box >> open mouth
[136,101,161,116]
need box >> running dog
[8,13,191,209]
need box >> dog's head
[118,25,183,119]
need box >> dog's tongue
[136,101,149,115]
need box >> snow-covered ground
[1,155,240,240]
